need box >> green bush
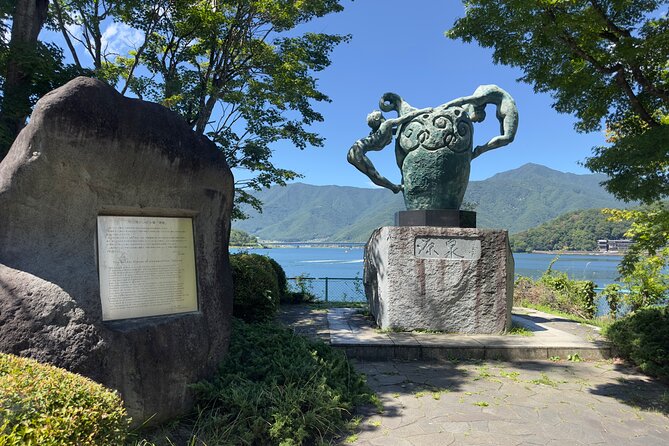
[515,269,597,319]
[601,283,623,319]
[230,253,280,322]
[281,274,317,304]
[266,256,289,301]
[0,353,129,445]
[604,306,669,380]
[191,319,375,445]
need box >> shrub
[621,254,669,312]
[601,283,623,319]
[515,270,597,319]
[230,253,280,322]
[514,256,597,319]
[281,274,317,304]
[604,306,669,381]
[266,256,288,301]
[191,319,375,445]
[0,353,129,445]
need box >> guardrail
[285,278,633,304]
[287,277,365,302]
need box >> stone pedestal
[364,226,513,334]
[395,209,476,227]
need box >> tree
[605,203,669,308]
[45,0,348,218]
[0,0,89,157]
[448,1,669,308]
[448,0,669,202]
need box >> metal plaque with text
[97,215,198,321]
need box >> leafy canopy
[605,203,669,308]
[448,0,669,203]
[5,0,348,218]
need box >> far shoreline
[231,245,625,256]
[524,250,624,257]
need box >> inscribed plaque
[97,216,198,321]
[414,237,481,260]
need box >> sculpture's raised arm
[347,105,432,194]
[443,85,518,159]
[347,87,518,211]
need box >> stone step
[328,307,612,362]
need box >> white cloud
[64,11,84,44]
[102,22,143,56]
[1,17,11,44]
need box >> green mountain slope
[510,208,631,252]
[234,163,629,242]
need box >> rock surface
[0,77,234,424]
[364,226,513,333]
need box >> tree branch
[52,0,82,68]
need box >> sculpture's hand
[390,183,403,194]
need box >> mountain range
[233,163,629,242]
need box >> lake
[231,247,623,287]
[231,248,627,315]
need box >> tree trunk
[0,0,49,160]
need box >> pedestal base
[395,209,476,227]
[364,226,514,334]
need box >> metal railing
[287,277,365,303]
[283,279,634,305]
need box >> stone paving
[347,359,669,446]
[278,305,669,445]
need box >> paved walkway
[350,358,669,445]
[278,305,669,445]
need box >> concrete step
[328,307,612,361]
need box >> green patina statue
[347,85,518,210]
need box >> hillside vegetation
[230,229,258,246]
[234,164,627,242]
[510,208,631,252]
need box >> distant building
[598,239,633,252]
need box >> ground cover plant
[0,353,129,445]
[173,319,375,445]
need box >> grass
[507,323,534,336]
[530,372,560,388]
[500,370,521,382]
[516,302,612,329]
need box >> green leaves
[585,125,669,203]
[191,319,374,445]
[604,306,669,380]
[2,0,348,217]
[0,353,129,445]
[449,0,669,206]
[605,203,669,310]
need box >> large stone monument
[348,85,518,333]
[0,77,234,424]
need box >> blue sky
[38,0,608,189]
[267,0,608,188]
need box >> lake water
[232,248,623,287]
[231,248,626,315]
